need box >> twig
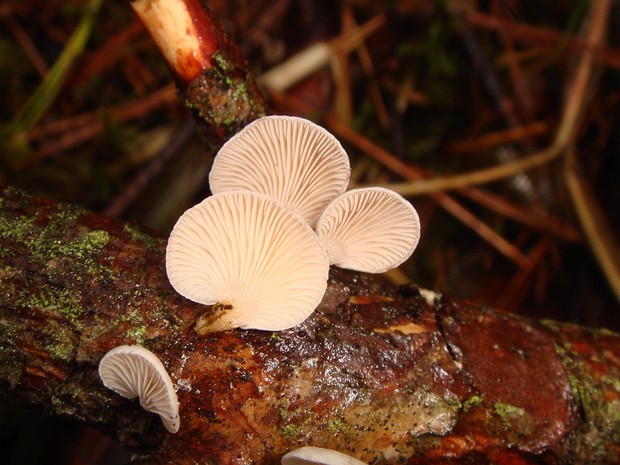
[446,122,548,155]
[565,147,620,303]
[2,12,48,77]
[257,15,384,92]
[28,84,178,163]
[559,0,620,305]
[131,0,217,83]
[496,237,553,311]
[457,187,581,243]
[467,9,620,70]
[103,117,197,218]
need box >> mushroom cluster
[99,116,420,436]
[166,115,421,332]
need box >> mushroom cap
[209,115,351,227]
[98,345,180,434]
[282,447,367,465]
[166,191,329,331]
[315,187,421,273]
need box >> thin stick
[29,84,178,162]
[131,0,217,82]
[369,144,559,196]
[446,122,548,155]
[270,90,531,268]
[467,10,620,70]
[565,147,620,303]
[559,0,620,304]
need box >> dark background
[1,1,619,463]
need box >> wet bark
[1,2,618,464]
[0,186,619,465]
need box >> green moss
[123,324,147,345]
[493,402,525,418]
[0,198,104,266]
[212,52,233,75]
[461,395,483,412]
[58,230,109,259]
[14,284,82,324]
[123,223,163,252]
[327,417,348,433]
[281,423,300,438]
[42,322,76,361]
[0,340,24,388]
[493,402,525,422]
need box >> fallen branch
[0,186,619,464]
[2,2,619,464]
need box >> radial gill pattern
[98,345,180,433]
[209,115,350,227]
[316,187,421,273]
[165,191,329,331]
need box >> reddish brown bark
[0,187,619,465]
[1,2,618,464]
[132,0,267,145]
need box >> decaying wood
[0,186,619,465]
[1,2,619,464]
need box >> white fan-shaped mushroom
[209,115,351,227]
[282,447,367,465]
[166,191,329,332]
[98,345,180,434]
[315,187,420,273]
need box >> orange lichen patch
[349,294,394,305]
[373,322,430,335]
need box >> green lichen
[42,322,76,361]
[327,417,348,433]
[461,395,483,413]
[493,402,525,424]
[123,223,163,252]
[124,324,147,345]
[58,230,109,259]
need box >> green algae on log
[182,50,267,144]
[0,187,619,465]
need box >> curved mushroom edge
[166,191,329,332]
[282,446,368,465]
[209,114,351,227]
[167,116,422,333]
[315,187,421,273]
[98,345,180,434]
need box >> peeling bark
[0,187,619,465]
[131,0,267,145]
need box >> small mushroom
[315,187,421,273]
[166,191,329,332]
[282,447,367,465]
[98,345,180,434]
[209,115,351,227]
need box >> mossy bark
[0,187,619,464]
